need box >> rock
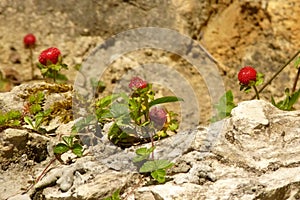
[2,98,300,200]
[7,194,31,200]
[130,100,300,199]
[214,100,300,171]
[231,100,269,134]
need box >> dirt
[0,0,299,199]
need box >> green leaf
[30,104,42,114]
[72,115,96,133]
[6,110,21,120]
[55,73,68,81]
[151,169,166,183]
[0,115,7,125]
[271,89,300,111]
[24,116,34,128]
[104,189,121,200]
[139,160,174,173]
[136,146,155,156]
[212,90,236,122]
[96,109,113,119]
[255,73,264,86]
[51,64,62,71]
[149,96,184,107]
[34,114,44,128]
[96,94,120,108]
[40,68,48,75]
[133,155,149,163]
[111,190,121,200]
[72,143,83,157]
[133,146,156,163]
[110,102,129,118]
[35,91,45,104]
[62,135,74,147]
[289,89,300,107]
[11,120,20,126]
[53,143,70,154]
[295,57,300,68]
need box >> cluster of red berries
[238,66,257,85]
[38,47,61,66]
[129,77,148,89]
[23,33,62,66]
[23,33,36,48]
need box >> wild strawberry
[238,66,257,85]
[129,77,147,89]
[23,33,36,48]
[38,47,61,66]
[149,106,167,129]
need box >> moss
[49,96,73,124]
[18,83,72,99]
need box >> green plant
[91,77,183,147]
[24,109,51,132]
[211,90,236,122]
[271,88,300,111]
[133,146,173,184]
[0,110,22,127]
[53,135,83,157]
[23,91,51,132]
[37,47,68,82]
[104,189,121,200]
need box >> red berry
[38,47,61,66]
[149,106,167,130]
[238,66,257,85]
[23,33,36,47]
[129,77,147,89]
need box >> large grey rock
[130,100,300,199]
[11,100,297,200]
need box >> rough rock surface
[2,93,300,199]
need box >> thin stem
[149,130,154,160]
[251,50,300,99]
[53,70,57,83]
[292,68,300,93]
[253,85,260,100]
[26,157,57,192]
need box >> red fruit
[238,66,257,85]
[38,47,61,66]
[23,33,36,47]
[129,77,147,89]
[149,106,167,130]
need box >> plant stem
[53,71,57,83]
[26,157,57,192]
[292,67,300,93]
[148,128,155,160]
[251,50,300,99]
[253,85,260,100]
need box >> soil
[0,0,299,199]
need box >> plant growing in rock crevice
[95,77,183,147]
[23,91,51,133]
